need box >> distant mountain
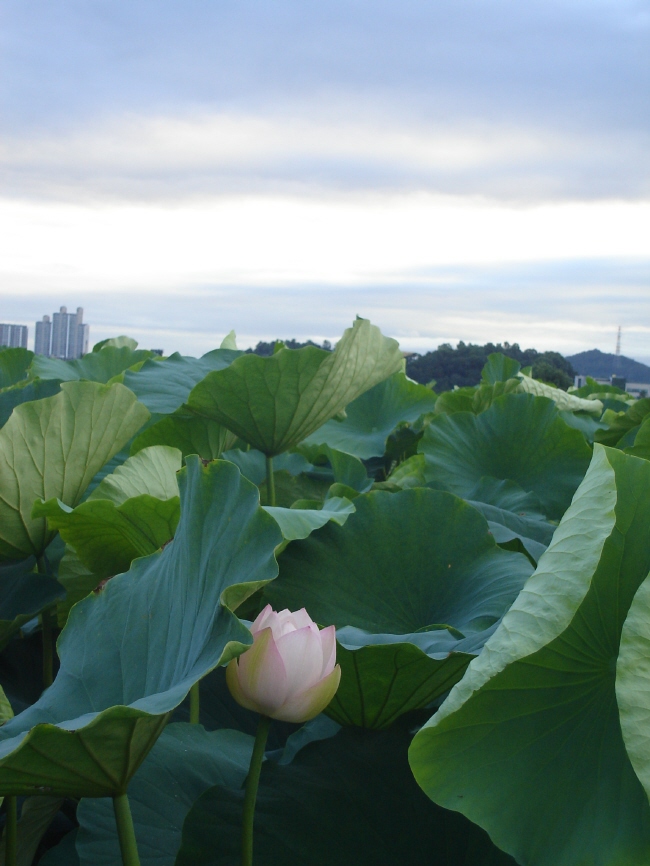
[566,350,650,382]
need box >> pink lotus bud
[226,605,341,723]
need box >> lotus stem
[4,796,17,866]
[241,714,271,866]
[113,792,141,866]
[189,681,200,724]
[265,456,276,507]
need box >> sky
[1,0,649,361]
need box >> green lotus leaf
[0,379,62,429]
[516,373,603,414]
[409,445,650,866]
[124,349,242,415]
[433,387,476,415]
[266,488,532,726]
[264,497,355,543]
[34,495,180,578]
[175,726,516,866]
[185,318,403,456]
[419,393,592,521]
[30,346,154,384]
[93,336,139,352]
[0,458,281,797]
[0,382,150,561]
[558,408,608,443]
[38,830,79,865]
[481,353,521,384]
[302,371,437,459]
[131,413,238,460]
[595,397,650,447]
[0,794,64,866]
[87,445,181,504]
[55,547,98,628]
[625,416,650,460]
[75,724,254,866]
[326,639,474,729]
[0,558,64,651]
[0,348,33,389]
[296,443,372,492]
[220,449,312,486]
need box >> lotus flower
[226,605,341,722]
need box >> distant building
[0,323,28,349]
[574,374,649,399]
[34,316,52,355]
[35,307,89,359]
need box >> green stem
[41,608,54,689]
[265,456,275,507]
[189,681,200,724]
[4,796,17,866]
[113,792,141,866]
[241,714,271,866]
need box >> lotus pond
[0,319,649,865]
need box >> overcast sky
[1,0,649,360]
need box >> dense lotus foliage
[0,320,649,864]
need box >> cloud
[2,1,649,201]
[2,110,649,202]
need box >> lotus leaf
[0,382,150,561]
[185,318,403,455]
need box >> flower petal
[319,625,337,677]
[226,659,262,712]
[236,627,289,714]
[275,624,324,695]
[271,665,342,723]
[251,603,275,635]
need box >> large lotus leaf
[75,724,253,866]
[0,379,62,428]
[220,449,312,486]
[462,476,556,564]
[516,374,604,414]
[595,397,650,447]
[0,558,64,651]
[267,488,532,633]
[175,726,516,866]
[87,445,181,504]
[34,495,180,578]
[131,413,238,461]
[124,349,242,415]
[0,382,150,561]
[264,497,355,543]
[326,639,473,729]
[266,489,532,726]
[39,831,79,865]
[409,445,650,866]
[0,458,281,797]
[297,443,372,492]
[302,371,437,459]
[625,416,650,460]
[93,336,139,352]
[30,346,154,384]
[0,794,64,866]
[0,348,33,389]
[419,393,592,521]
[558,408,608,443]
[185,318,403,455]
[481,352,521,384]
[55,547,97,628]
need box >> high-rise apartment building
[34,316,52,355]
[0,323,28,349]
[36,307,89,359]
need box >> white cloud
[2,110,648,202]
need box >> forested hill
[405,342,575,392]
[566,349,650,382]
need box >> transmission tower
[614,326,622,372]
